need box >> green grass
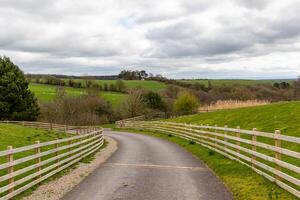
[180,79,294,87]
[65,79,166,92]
[29,83,127,107]
[166,101,300,137]
[0,124,69,151]
[115,128,298,200]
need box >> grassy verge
[0,124,106,199]
[114,128,299,200]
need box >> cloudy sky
[0,0,300,79]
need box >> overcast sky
[0,0,300,79]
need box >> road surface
[62,131,232,200]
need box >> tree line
[28,75,128,93]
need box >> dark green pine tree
[0,56,39,120]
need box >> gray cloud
[0,0,299,78]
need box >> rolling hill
[29,83,127,107]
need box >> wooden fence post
[214,125,218,147]
[224,125,228,149]
[275,130,282,181]
[206,124,210,142]
[252,128,257,168]
[236,126,240,156]
[50,123,53,131]
[7,146,14,193]
[55,140,59,167]
[35,141,41,178]
[68,139,72,153]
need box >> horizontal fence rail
[0,121,82,132]
[117,120,300,198]
[0,121,104,200]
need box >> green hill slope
[167,101,300,137]
[29,83,127,107]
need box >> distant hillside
[26,74,118,80]
[180,79,295,86]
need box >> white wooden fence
[117,120,300,198]
[0,121,104,200]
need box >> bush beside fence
[117,120,300,198]
[0,121,104,200]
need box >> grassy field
[65,79,166,92]
[180,79,294,86]
[166,101,300,137]
[29,83,127,107]
[0,124,69,151]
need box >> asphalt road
[62,131,232,200]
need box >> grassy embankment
[117,101,300,200]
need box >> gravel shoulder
[22,136,118,200]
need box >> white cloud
[0,0,299,78]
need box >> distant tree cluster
[118,87,199,119]
[118,70,148,80]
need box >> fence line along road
[0,121,104,200]
[116,120,300,198]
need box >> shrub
[40,95,113,125]
[115,79,126,92]
[0,56,39,120]
[144,91,166,111]
[174,92,199,115]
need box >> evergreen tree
[0,56,39,120]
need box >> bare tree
[118,89,145,118]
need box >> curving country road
[62,131,232,200]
